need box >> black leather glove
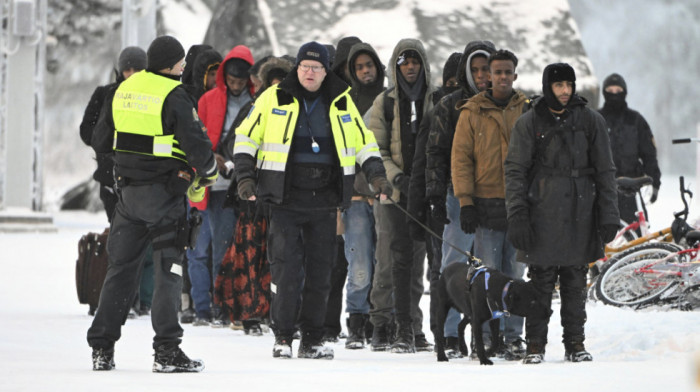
[237,178,256,200]
[370,176,393,199]
[430,196,450,226]
[650,187,659,204]
[393,174,411,194]
[507,213,535,251]
[599,224,620,244]
[459,205,479,234]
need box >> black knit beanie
[296,41,330,70]
[118,46,147,73]
[603,73,627,93]
[224,58,252,78]
[147,36,185,72]
[442,52,462,86]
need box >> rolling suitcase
[76,228,110,315]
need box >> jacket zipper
[247,113,261,137]
[354,118,367,145]
[336,115,348,150]
[283,111,294,143]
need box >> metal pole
[122,0,157,50]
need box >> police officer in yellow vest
[233,41,392,360]
[87,36,218,373]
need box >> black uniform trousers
[268,206,337,342]
[525,264,588,346]
[87,183,185,350]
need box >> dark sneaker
[390,324,415,354]
[298,340,334,359]
[503,338,527,361]
[192,317,211,326]
[137,304,151,317]
[370,324,390,352]
[92,347,115,371]
[414,334,433,352]
[522,341,546,365]
[445,337,464,359]
[322,331,340,343]
[152,346,204,373]
[273,336,293,358]
[345,314,366,350]
[179,308,195,324]
[565,341,593,362]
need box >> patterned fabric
[214,203,270,321]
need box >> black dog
[433,262,551,365]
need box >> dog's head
[504,280,552,319]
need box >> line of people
[83,30,660,371]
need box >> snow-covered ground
[1,182,700,391]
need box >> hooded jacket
[425,40,496,200]
[598,74,660,189]
[505,93,620,265]
[347,42,386,115]
[451,89,529,230]
[194,45,254,209]
[367,38,435,202]
[332,36,362,84]
[190,49,223,105]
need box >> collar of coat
[276,68,350,107]
[459,89,527,112]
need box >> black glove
[237,178,256,200]
[599,224,620,244]
[393,174,411,194]
[507,213,535,251]
[459,205,479,234]
[430,196,450,226]
[370,176,393,199]
[650,187,659,204]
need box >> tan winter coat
[451,90,528,207]
[366,38,436,203]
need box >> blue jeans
[342,200,376,314]
[474,227,525,343]
[187,191,236,317]
[440,188,474,338]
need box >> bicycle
[595,176,700,309]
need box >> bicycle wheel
[606,219,639,248]
[596,242,683,307]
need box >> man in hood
[452,49,531,361]
[332,36,362,84]
[423,40,495,357]
[366,38,435,354]
[505,63,620,365]
[188,45,255,327]
[598,73,661,225]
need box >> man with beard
[505,63,619,364]
[598,73,661,225]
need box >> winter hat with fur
[118,46,147,73]
[542,62,576,111]
[146,36,185,72]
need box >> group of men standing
[82,30,660,371]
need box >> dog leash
[384,194,481,266]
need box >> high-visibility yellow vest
[112,71,187,162]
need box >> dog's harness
[467,266,512,320]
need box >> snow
[2,188,700,391]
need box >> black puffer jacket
[181,44,213,105]
[80,81,121,185]
[505,95,620,265]
[425,41,496,200]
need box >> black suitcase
[76,228,110,315]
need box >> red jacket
[191,45,254,210]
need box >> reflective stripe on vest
[112,71,187,162]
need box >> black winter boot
[370,323,390,352]
[390,323,415,353]
[345,313,367,349]
[564,340,593,362]
[153,345,204,373]
[92,347,115,371]
[298,338,334,359]
[522,340,546,365]
[273,335,293,358]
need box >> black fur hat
[542,63,576,111]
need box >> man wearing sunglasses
[233,41,392,360]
